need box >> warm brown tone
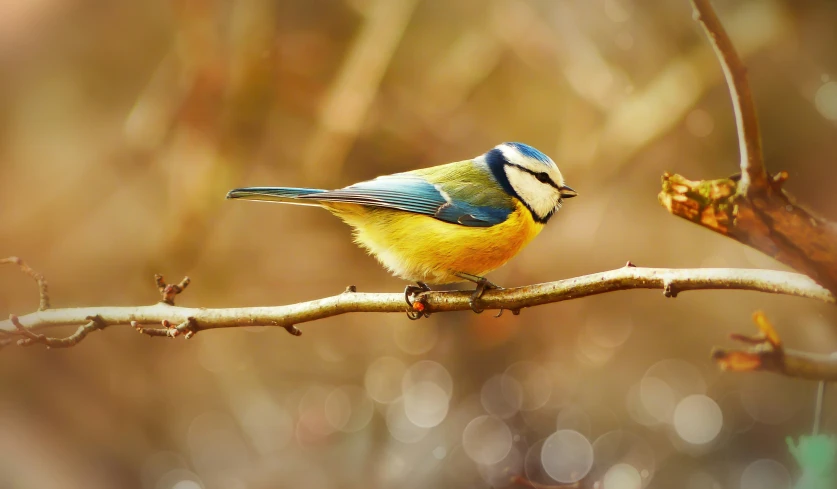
[2,0,837,488]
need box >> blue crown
[505,142,552,164]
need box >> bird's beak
[559,185,578,199]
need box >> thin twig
[1,267,831,347]
[1,257,50,310]
[155,274,191,305]
[712,312,837,381]
[8,314,104,348]
[691,0,767,191]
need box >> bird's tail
[225,187,328,205]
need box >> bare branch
[712,311,837,381]
[690,0,766,190]
[659,173,837,295]
[1,257,50,310]
[1,267,831,350]
[660,0,837,296]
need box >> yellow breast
[327,201,544,284]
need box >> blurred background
[1,0,837,487]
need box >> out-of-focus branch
[592,0,786,176]
[691,0,766,190]
[713,311,837,381]
[660,1,837,296]
[1,258,832,350]
[301,0,418,183]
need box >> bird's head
[484,142,577,223]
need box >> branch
[1,262,832,349]
[659,1,837,296]
[690,0,766,191]
[712,311,837,381]
[1,257,49,310]
[659,173,837,296]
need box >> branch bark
[659,174,837,295]
[1,266,832,348]
[659,1,837,296]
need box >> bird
[226,142,576,315]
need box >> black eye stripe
[506,163,560,189]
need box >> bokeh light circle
[603,463,642,489]
[481,374,523,419]
[402,360,453,399]
[815,81,837,120]
[640,359,706,424]
[673,395,722,445]
[462,415,513,465]
[540,429,594,483]
[591,430,655,488]
[740,459,791,489]
[403,380,449,428]
[386,398,429,443]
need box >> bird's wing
[298,168,513,227]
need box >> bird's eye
[536,172,550,183]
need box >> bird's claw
[494,307,522,318]
[405,282,431,320]
[469,297,485,314]
[469,277,501,314]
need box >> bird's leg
[455,272,502,314]
[404,281,431,320]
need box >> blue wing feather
[298,174,511,227]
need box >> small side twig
[1,257,49,310]
[712,311,837,381]
[8,314,104,348]
[133,317,199,339]
[155,274,191,305]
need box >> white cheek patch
[504,167,560,220]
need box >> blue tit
[226,142,577,312]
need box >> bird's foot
[405,281,431,320]
[469,277,502,314]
